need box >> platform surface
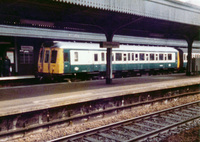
[0,74,200,117]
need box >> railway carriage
[37,41,179,80]
[177,48,200,71]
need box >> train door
[63,50,70,73]
[43,49,51,74]
[38,48,50,74]
[93,52,100,71]
[38,48,43,73]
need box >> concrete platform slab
[0,74,199,117]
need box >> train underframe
[36,67,181,82]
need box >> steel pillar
[105,33,113,84]
[186,38,193,76]
[14,38,18,73]
[106,48,112,84]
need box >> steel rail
[49,101,200,142]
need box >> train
[37,41,200,80]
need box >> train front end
[37,42,64,80]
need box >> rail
[49,101,200,142]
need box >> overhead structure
[0,0,200,83]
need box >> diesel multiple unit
[37,41,200,80]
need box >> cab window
[45,50,50,63]
[51,50,57,63]
[40,50,44,63]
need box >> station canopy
[0,0,200,42]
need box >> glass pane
[140,53,144,61]
[150,54,154,60]
[74,52,78,62]
[123,53,127,61]
[132,53,134,61]
[40,50,44,63]
[94,54,98,61]
[159,54,163,60]
[116,53,122,61]
[45,50,50,63]
[51,50,57,63]
[64,53,69,62]
[101,52,105,61]
[168,54,172,60]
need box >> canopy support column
[186,38,194,76]
[101,33,119,84]
[106,47,112,84]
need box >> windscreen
[51,50,57,63]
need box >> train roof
[44,41,178,52]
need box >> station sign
[21,46,34,51]
[100,42,120,48]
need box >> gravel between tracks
[7,94,200,142]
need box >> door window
[45,50,50,63]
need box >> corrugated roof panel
[53,0,200,26]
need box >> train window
[94,54,98,61]
[159,54,163,60]
[128,53,131,61]
[123,53,127,61]
[40,50,44,63]
[155,54,159,61]
[74,52,78,62]
[132,53,134,61]
[146,54,149,61]
[101,53,105,61]
[150,54,154,61]
[112,53,114,61]
[140,53,145,61]
[45,50,50,63]
[164,54,167,60]
[184,54,187,60]
[168,54,172,60]
[135,54,138,61]
[51,50,57,63]
[116,53,122,61]
[64,53,69,62]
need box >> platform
[0,74,200,117]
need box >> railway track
[0,85,199,141]
[49,101,200,142]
